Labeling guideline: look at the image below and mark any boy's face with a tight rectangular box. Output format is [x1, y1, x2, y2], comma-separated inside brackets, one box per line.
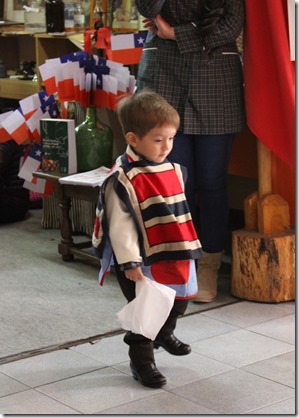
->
[126, 123, 176, 163]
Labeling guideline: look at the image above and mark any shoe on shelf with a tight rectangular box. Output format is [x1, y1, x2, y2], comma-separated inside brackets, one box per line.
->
[154, 334, 191, 356]
[130, 361, 167, 388]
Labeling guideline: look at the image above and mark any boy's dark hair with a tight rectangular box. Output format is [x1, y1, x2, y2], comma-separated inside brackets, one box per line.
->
[116, 89, 180, 138]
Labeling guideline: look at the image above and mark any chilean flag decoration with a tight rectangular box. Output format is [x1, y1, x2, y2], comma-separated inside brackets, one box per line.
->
[1, 109, 29, 145]
[243, 0, 295, 170]
[18, 142, 43, 183]
[19, 91, 55, 119]
[85, 27, 147, 65]
[18, 142, 54, 196]
[38, 53, 136, 109]
[107, 32, 147, 65]
[2, 33, 140, 196]
[0, 111, 14, 143]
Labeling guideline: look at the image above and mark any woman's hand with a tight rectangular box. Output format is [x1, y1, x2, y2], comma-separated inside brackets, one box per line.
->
[125, 266, 146, 282]
[143, 14, 175, 40]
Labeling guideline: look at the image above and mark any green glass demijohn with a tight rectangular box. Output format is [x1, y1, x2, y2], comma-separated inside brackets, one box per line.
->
[75, 107, 113, 172]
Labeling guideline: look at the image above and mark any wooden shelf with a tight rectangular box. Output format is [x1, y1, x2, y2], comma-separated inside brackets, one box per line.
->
[35, 33, 82, 80]
[0, 78, 39, 100]
[0, 28, 82, 98]
[35, 33, 82, 90]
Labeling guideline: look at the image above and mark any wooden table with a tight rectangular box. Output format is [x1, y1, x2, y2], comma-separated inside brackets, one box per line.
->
[33, 171, 100, 264]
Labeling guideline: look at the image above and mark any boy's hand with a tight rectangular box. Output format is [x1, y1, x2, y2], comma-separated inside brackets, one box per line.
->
[125, 267, 146, 282]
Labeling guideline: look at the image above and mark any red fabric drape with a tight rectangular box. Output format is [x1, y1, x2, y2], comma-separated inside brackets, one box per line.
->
[243, 0, 295, 170]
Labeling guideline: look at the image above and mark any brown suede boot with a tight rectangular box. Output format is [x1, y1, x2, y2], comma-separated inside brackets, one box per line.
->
[193, 251, 222, 303]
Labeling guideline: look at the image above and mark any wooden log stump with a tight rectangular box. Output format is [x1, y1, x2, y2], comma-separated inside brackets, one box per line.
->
[231, 229, 295, 302]
[257, 193, 290, 234]
[244, 192, 258, 231]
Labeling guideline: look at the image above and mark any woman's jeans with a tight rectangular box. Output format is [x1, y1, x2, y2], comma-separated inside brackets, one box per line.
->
[168, 132, 235, 253]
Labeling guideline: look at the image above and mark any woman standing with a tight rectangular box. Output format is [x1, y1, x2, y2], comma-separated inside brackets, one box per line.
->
[135, 0, 246, 302]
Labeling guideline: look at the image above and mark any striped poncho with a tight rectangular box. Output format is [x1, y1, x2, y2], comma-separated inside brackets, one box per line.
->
[92, 146, 202, 299]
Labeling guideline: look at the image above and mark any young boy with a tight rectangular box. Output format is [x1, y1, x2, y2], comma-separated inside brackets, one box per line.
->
[92, 90, 202, 388]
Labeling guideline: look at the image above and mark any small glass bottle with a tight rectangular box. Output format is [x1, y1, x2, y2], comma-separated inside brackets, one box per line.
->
[45, 0, 65, 33]
[64, 4, 74, 32]
[73, 1, 85, 32]
[75, 107, 113, 172]
[24, 0, 46, 33]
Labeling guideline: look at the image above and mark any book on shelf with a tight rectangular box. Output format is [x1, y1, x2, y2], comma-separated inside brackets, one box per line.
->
[58, 166, 111, 187]
[40, 118, 77, 175]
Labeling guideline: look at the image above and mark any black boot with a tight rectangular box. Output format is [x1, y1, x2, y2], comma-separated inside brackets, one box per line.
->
[154, 334, 191, 355]
[114, 265, 167, 387]
[124, 331, 167, 388]
[130, 361, 167, 388]
[154, 299, 191, 356]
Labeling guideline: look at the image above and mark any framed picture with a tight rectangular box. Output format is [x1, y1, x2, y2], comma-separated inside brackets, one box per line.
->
[106, 0, 145, 32]
[13, 0, 29, 10]
[5, 0, 25, 22]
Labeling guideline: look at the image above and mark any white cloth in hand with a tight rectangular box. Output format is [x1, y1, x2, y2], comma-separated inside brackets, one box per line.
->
[117, 278, 176, 341]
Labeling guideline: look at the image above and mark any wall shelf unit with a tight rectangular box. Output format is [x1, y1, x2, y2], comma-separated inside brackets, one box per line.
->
[0, 26, 83, 99]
